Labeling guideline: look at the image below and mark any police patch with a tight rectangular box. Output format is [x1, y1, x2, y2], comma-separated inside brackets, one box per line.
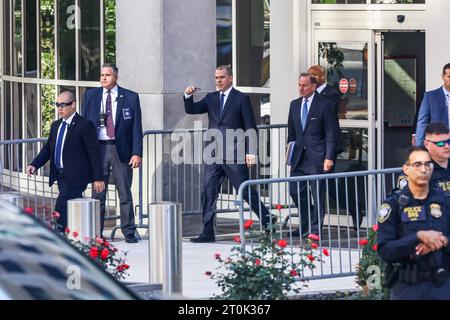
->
[378, 203, 392, 224]
[397, 175, 408, 189]
[430, 203, 442, 218]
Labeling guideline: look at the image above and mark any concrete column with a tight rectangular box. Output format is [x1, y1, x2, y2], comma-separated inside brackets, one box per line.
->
[425, 0, 450, 90]
[115, 0, 216, 235]
[116, 0, 216, 131]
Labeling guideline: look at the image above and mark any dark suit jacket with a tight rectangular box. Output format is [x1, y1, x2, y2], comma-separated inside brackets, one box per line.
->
[415, 86, 448, 146]
[318, 85, 343, 157]
[319, 85, 340, 118]
[82, 86, 143, 163]
[287, 94, 337, 173]
[184, 88, 258, 163]
[31, 113, 104, 187]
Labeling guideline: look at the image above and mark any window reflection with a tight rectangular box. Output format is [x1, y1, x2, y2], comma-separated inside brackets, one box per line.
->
[216, 0, 232, 67]
[3, 0, 11, 75]
[319, 42, 368, 120]
[58, 0, 76, 80]
[13, 0, 22, 76]
[40, 0, 55, 79]
[104, 0, 116, 64]
[25, 0, 37, 78]
[79, 0, 101, 81]
[336, 128, 368, 172]
[236, 0, 270, 88]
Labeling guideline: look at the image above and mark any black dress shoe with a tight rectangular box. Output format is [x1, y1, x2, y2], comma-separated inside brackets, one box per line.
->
[190, 234, 216, 243]
[125, 236, 138, 243]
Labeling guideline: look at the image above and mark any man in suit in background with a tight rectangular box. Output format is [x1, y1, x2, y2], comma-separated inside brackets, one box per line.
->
[415, 63, 450, 146]
[184, 65, 272, 243]
[27, 91, 105, 230]
[83, 63, 143, 243]
[288, 73, 336, 237]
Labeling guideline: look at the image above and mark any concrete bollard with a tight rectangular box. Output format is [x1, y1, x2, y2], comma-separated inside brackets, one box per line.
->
[67, 198, 100, 243]
[0, 192, 23, 207]
[149, 202, 182, 296]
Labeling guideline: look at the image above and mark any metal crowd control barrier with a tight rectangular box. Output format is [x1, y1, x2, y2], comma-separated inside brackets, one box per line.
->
[149, 202, 183, 295]
[137, 124, 289, 228]
[237, 168, 403, 281]
[67, 198, 101, 243]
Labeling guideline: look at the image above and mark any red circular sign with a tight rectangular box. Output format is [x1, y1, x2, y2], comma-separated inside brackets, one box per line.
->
[339, 79, 349, 94]
[349, 78, 357, 94]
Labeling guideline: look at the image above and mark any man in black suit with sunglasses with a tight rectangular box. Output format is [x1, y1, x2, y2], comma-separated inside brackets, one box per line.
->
[27, 91, 105, 230]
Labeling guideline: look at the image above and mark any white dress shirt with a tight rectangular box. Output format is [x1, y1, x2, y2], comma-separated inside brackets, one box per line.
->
[56, 112, 76, 168]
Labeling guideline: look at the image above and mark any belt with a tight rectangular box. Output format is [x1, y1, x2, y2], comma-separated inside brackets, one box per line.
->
[99, 140, 115, 145]
[416, 268, 450, 282]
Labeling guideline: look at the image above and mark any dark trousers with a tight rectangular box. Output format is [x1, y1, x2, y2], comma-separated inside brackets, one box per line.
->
[391, 278, 450, 300]
[289, 158, 325, 236]
[93, 143, 136, 238]
[201, 163, 270, 236]
[55, 174, 87, 231]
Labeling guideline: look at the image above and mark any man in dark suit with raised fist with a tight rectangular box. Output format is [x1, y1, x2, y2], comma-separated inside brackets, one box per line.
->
[27, 91, 105, 230]
[184, 65, 272, 243]
[287, 73, 337, 237]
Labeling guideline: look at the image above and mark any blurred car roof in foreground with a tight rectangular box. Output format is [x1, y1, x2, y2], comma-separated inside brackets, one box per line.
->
[0, 198, 138, 300]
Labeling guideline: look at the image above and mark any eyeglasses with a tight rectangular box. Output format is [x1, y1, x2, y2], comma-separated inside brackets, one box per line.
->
[425, 139, 450, 147]
[406, 161, 434, 170]
[54, 101, 75, 108]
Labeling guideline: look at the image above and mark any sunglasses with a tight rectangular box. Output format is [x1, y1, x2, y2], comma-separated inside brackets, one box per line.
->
[425, 139, 450, 147]
[54, 100, 75, 108]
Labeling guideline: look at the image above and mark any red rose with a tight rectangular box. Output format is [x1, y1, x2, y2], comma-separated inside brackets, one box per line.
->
[275, 204, 283, 210]
[278, 240, 287, 248]
[372, 244, 378, 252]
[72, 231, 78, 238]
[122, 264, 129, 270]
[96, 237, 104, 244]
[323, 248, 330, 256]
[205, 271, 212, 277]
[372, 224, 379, 232]
[359, 239, 369, 246]
[117, 266, 124, 272]
[311, 243, 318, 250]
[100, 249, 109, 260]
[290, 269, 298, 276]
[24, 207, 34, 215]
[307, 255, 315, 262]
[255, 259, 261, 266]
[104, 241, 110, 247]
[214, 252, 221, 260]
[89, 247, 98, 258]
[52, 211, 60, 219]
[233, 236, 241, 243]
[308, 234, 320, 241]
[65, 227, 70, 234]
[244, 220, 254, 229]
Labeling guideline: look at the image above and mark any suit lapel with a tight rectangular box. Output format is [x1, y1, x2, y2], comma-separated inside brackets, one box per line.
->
[95, 88, 103, 114]
[115, 86, 125, 126]
[219, 88, 236, 121]
[294, 99, 303, 136]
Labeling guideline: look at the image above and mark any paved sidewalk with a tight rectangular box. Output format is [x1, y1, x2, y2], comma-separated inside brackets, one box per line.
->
[113, 239, 360, 299]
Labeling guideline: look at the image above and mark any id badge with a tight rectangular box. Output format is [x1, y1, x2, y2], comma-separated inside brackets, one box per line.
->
[122, 108, 132, 120]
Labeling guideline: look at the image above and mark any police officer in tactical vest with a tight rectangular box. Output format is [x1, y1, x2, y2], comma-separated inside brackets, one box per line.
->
[398, 122, 450, 194]
[378, 146, 450, 300]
